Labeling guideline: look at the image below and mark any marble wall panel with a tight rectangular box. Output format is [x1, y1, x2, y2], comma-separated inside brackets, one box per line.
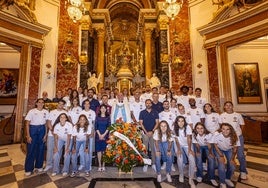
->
[207, 47, 220, 112]
[169, 1, 192, 90]
[27, 47, 41, 110]
[56, 0, 79, 93]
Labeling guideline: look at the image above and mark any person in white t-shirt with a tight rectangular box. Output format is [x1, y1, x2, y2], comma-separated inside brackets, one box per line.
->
[158, 100, 176, 171]
[170, 98, 179, 117]
[177, 103, 193, 128]
[68, 97, 82, 125]
[192, 123, 218, 187]
[186, 98, 205, 129]
[51, 113, 73, 176]
[44, 99, 68, 172]
[79, 99, 96, 172]
[130, 90, 145, 124]
[219, 101, 247, 180]
[214, 123, 240, 188]
[194, 88, 207, 109]
[70, 114, 91, 177]
[24, 98, 49, 176]
[153, 120, 174, 183]
[173, 116, 196, 187]
[204, 103, 220, 134]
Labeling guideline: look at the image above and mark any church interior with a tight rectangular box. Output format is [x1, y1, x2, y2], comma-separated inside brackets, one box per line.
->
[0, 0, 268, 187]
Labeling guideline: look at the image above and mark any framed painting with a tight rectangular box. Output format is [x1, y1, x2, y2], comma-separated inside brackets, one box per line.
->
[0, 68, 19, 105]
[233, 63, 262, 104]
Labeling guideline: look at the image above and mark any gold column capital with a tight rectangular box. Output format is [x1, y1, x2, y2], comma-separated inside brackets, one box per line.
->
[157, 15, 169, 30]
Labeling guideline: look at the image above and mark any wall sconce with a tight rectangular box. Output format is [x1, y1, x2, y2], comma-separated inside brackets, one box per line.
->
[171, 55, 184, 68]
[61, 52, 77, 71]
[59, 31, 78, 71]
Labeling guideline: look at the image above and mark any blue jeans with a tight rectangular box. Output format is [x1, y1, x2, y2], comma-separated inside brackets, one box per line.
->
[216, 149, 236, 183]
[175, 145, 195, 178]
[25, 125, 46, 172]
[237, 135, 247, 173]
[88, 137, 93, 171]
[193, 145, 215, 180]
[155, 141, 173, 174]
[52, 139, 71, 174]
[45, 135, 54, 168]
[71, 141, 90, 172]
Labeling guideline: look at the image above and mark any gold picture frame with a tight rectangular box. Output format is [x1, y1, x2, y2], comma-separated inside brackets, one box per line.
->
[233, 63, 262, 104]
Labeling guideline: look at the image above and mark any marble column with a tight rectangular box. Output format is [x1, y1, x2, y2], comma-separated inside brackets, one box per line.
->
[144, 28, 153, 84]
[207, 47, 220, 112]
[96, 28, 105, 89]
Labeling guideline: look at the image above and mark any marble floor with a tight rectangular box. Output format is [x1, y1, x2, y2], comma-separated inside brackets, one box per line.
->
[0, 143, 268, 188]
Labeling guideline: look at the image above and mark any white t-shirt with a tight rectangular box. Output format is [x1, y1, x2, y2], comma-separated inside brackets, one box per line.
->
[25, 108, 49, 125]
[176, 95, 190, 109]
[72, 126, 92, 141]
[48, 109, 68, 136]
[153, 129, 174, 142]
[177, 112, 193, 125]
[170, 107, 179, 117]
[195, 97, 207, 109]
[219, 112, 244, 136]
[68, 106, 82, 125]
[108, 98, 117, 107]
[159, 110, 176, 130]
[204, 113, 220, 134]
[192, 133, 214, 146]
[130, 100, 145, 122]
[79, 109, 96, 129]
[186, 107, 205, 126]
[174, 125, 192, 146]
[53, 121, 73, 141]
[159, 94, 166, 103]
[140, 92, 152, 102]
[213, 133, 240, 151]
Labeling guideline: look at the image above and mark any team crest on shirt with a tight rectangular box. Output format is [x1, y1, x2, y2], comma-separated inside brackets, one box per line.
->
[76, 109, 80, 114]
[140, 105, 143, 110]
[169, 114, 173, 120]
[233, 117, 237, 122]
[196, 111, 200, 115]
[64, 128, 68, 134]
[212, 117, 216, 122]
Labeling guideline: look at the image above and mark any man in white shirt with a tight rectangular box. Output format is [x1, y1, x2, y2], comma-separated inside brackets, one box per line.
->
[186, 98, 205, 128]
[130, 90, 145, 124]
[176, 85, 190, 109]
[194, 88, 207, 109]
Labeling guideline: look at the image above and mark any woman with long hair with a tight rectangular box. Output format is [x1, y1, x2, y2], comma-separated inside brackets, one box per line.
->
[70, 114, 91, 177]
[214, 123, 239, 188]
[153, 120, 174, 183]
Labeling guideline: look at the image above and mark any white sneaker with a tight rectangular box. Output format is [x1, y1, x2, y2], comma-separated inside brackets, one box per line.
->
[196, 177, 202, 183]
[171, 164, 176, 171]
[37, 168, 43, 173]
[43, 166, 52, 172]
[78, 165, 84, 171]
[25, 172, 31, 176]
[151, 164, 156, 172]
[225, 179, 234, 187]
[240, 172, 248, 180]
[157, 174, 161, 182]
[203, 162, 207, 171]
[166, 174, 172, 182]
[179, 174, 184, 183]
[161, 162, 166, 170]
[220, 183, 227, 188]
[51, 172, 57, 177]
[143, 165, 148, 172]
[62, 172, 68, 177]
[210, 179, 218, 186]
[189, 178, 196, 188]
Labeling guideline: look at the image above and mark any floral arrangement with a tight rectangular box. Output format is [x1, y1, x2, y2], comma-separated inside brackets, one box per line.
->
[103, 119, 147, 173]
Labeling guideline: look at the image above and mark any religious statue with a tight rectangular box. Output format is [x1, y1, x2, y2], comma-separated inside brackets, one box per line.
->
[146, 73, 161, 89]
[87, 72, 102, 93]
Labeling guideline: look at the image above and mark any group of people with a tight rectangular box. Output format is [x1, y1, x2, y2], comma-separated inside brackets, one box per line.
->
[24, 85, 247, 188]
